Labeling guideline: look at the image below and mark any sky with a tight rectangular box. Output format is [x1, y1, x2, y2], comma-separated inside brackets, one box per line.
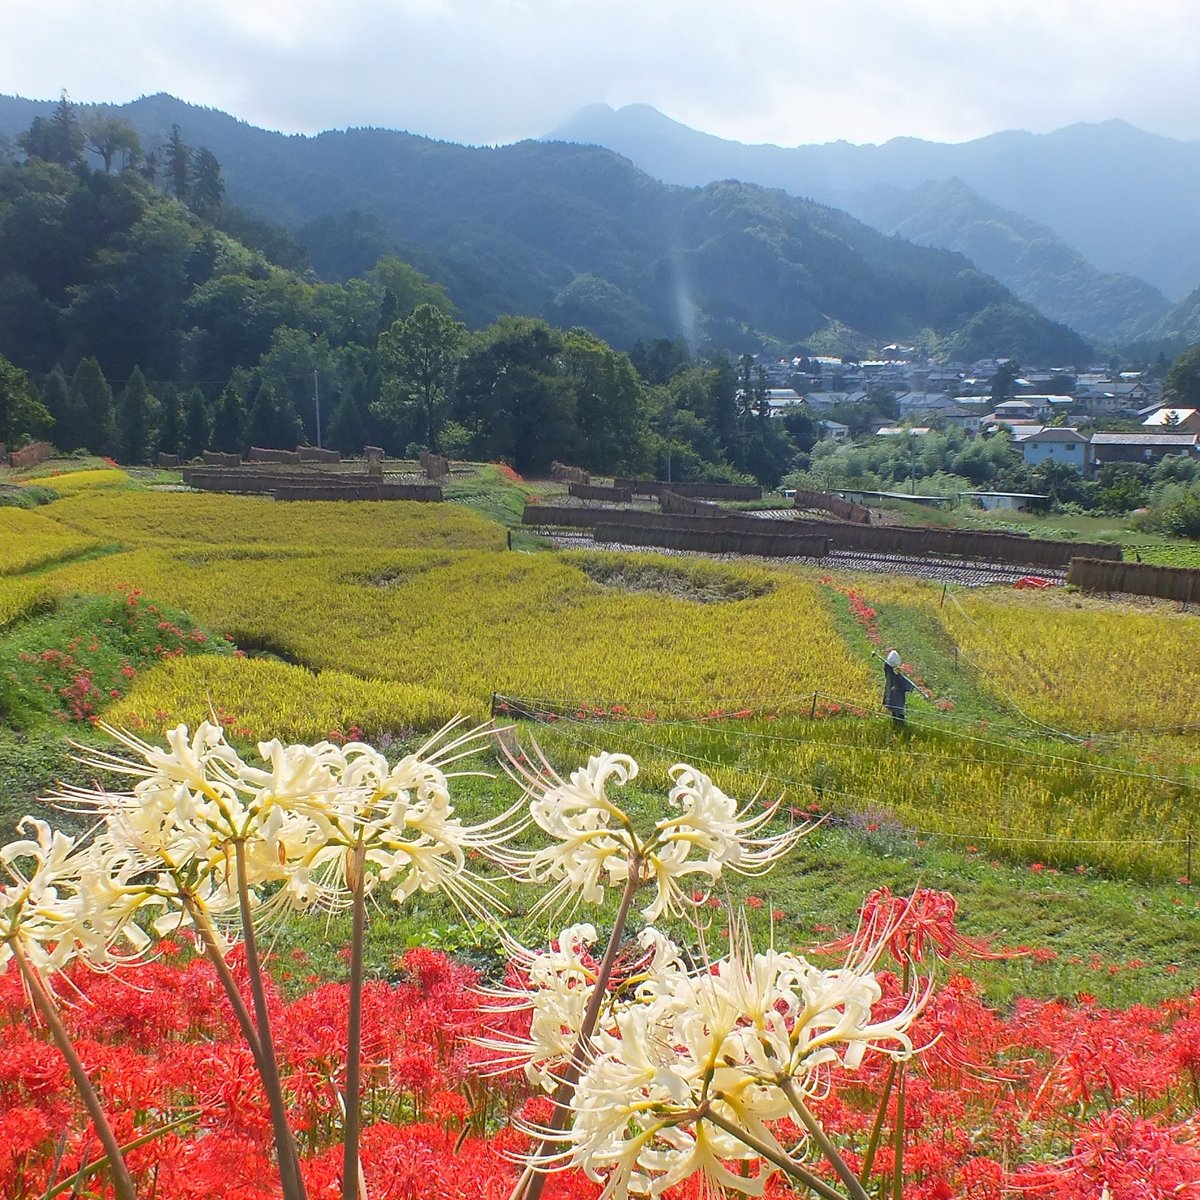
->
[1, 0, 1198, 148]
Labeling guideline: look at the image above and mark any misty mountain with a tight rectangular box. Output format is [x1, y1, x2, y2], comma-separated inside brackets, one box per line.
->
[549, 103, 1200, 305]
[1151, 286, 1200, 346]
[0, 93, 1088, 362]
[849, 178, 1171, 344]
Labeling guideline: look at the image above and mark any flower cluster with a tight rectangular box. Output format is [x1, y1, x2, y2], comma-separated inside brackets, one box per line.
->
[504, 749, 809, 922]
[41, 717, 514, 949]
[482, 920, 926, 1199]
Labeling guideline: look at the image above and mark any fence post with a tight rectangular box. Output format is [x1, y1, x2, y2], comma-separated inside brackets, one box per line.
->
[940, 583, 947, 608]
[810, 692, 818, 720]
[491, 692, 498, 721]
[1188, 833, 1193, 888]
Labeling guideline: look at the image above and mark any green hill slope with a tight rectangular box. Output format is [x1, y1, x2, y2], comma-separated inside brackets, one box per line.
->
[0, 93, 1090, 360]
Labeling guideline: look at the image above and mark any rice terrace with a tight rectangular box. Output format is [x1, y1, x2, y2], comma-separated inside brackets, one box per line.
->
[0, 451, 1198, 1199]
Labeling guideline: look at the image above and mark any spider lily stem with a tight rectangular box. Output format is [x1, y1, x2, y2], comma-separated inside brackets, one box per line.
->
[701, 1107, 848, 1200]
[180, 888, 301, 1200]
[9, 935, 138, 1200]
[891, 1064, 906, 1200]
[860, 1058, 898, 1184]
[233, 841, 308, 1200]
[343, 839, 367, 1200]
[779, 1078, 873, 1200]
[513, 853, 644, 1200]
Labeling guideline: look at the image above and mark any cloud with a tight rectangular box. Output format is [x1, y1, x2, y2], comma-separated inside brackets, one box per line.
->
[0, 0, 1197, 146]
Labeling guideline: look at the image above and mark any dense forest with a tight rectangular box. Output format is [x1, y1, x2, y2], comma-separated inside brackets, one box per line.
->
[0, 92, 1095, 363]
[0, 97, 828, 482]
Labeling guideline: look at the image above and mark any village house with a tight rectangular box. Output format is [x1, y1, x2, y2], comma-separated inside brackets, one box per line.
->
[1141, 407, 1200, 434]
[1086, 432, 1200, 475]
[894, 391, 954, 418]
[1016, 426, 1089, 470]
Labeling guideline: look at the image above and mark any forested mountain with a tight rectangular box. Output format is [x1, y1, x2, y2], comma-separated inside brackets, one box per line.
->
[549, 103, 1200, 307]
[1150, 285, 1200, 346]
[0, 125, 807, 485]
[0, 93, 1086, 362]
[847, 178, 1171, 345]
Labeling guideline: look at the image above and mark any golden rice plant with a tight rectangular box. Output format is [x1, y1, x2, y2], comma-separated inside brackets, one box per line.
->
[36, 468, 132, 494]
[0, 576, 53, 631]
[941, 589, 1200, 734]
[43, 547, 873, 717]
[106, 655, 480, 743]
[0, 508, 103, 575]
[45, 490, 504, 552]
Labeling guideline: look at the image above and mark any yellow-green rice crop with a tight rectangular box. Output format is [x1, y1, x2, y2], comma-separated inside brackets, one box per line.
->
[106, 656, 480, 743]
[44, 546, 873, 716]
[46, 491, 505, 552]
[942, 589, 1200, 735]
[36, 468, 132, 494]
[0, 508, 103, 575]
[0, 577, 53, 630]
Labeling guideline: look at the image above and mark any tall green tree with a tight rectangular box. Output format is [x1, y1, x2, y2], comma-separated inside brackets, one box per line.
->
[453, 317, 574, 473]
[990, 360, 1020, 404]
[0, 354, 52, 445]
[190, 147, 224, 216]
[211, 380, 246, 456]
[252, 327, 335, 447]
[163, 125, 191, 201]
[183, 387, 211, 459]
[156, 383, 183, 458]
[40, 366, 71, 444]
[561, 329, 650, 474]
[116, 366, 156, 464]
[1164, 345, 1200, 408]
[68, 357, 115, 455]
[376, 303, 467, 452]
[18, 91, 84, 166]
[325, 389, 370, 455]
[366, 258, 455, 321]
[245, 382, 302, 451]
[84, 110, 141, 173]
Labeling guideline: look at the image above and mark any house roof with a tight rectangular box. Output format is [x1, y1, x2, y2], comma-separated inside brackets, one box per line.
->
[896, 392, 952, 405]
[1142, 408, 1198, 426]
[966, 491, 1051, 500]
[1021, 427, 1088, 443]
[1089, 432, 1199, 447]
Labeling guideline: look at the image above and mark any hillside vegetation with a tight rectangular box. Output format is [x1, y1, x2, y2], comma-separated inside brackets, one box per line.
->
[0, 91, 1089, 362]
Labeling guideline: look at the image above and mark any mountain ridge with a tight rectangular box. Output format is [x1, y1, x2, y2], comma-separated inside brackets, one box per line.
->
[0, 92, 1089, 362]
[548, 103, 1200, 307]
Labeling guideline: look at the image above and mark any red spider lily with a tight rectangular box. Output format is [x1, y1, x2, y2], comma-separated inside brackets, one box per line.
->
[1016, 1109, 1200, 1199]
[816, 886, 1025, 966]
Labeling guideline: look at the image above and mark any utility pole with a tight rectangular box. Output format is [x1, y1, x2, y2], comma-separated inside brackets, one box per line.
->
[313, 369, 322, 449]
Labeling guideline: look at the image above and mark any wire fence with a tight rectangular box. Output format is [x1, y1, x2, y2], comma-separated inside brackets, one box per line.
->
[490, 690, 1197, 885]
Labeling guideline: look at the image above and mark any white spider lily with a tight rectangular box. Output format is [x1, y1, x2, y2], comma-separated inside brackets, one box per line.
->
[513, 924, 925, 1198]
[0, 818, 90, 975]
[503, 747, 811, 921]
[50, 717, 520, 937]
[477, 925, 693, 1090]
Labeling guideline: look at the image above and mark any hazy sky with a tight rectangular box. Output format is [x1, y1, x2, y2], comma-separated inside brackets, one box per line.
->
[2, 0, 1197, 147]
